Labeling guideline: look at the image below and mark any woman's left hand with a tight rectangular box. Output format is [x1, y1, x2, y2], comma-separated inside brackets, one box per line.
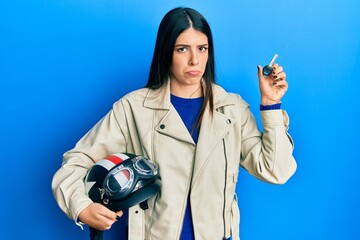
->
[257, 63, 288, 106]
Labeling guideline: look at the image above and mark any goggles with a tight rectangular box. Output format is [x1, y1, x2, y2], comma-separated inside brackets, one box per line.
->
[85, 153, 161, 212]
[101, 155, 159, 203]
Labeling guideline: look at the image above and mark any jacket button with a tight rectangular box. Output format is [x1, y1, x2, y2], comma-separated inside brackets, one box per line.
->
[226, 119, 231, 124]
[160, 124, 165, 129]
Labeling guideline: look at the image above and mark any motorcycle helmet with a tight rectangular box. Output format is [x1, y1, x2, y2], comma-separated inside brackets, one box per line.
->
[85, 153, 161, 211]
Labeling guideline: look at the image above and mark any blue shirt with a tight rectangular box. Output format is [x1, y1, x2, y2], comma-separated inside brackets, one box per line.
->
[171, 94, 203, 240]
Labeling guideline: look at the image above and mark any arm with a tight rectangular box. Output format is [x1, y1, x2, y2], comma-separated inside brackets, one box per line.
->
[239, 64, 296, 183]
[240, 106, 296, 184]
[51, 101, 128, 228]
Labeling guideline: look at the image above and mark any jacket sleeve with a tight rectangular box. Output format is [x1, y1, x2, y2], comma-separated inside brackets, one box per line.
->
[51, 101, 128, 220]
[240, 106, 297, 184]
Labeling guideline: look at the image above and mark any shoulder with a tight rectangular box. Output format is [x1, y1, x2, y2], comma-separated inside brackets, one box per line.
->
[110, 88, 150, 112]
[122, 88, 150, 102]
[116, 87, 149, 103]
[212, 84, 249, 110]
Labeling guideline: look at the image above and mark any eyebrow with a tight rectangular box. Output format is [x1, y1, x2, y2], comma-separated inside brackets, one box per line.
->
[174, 43, 209, 47]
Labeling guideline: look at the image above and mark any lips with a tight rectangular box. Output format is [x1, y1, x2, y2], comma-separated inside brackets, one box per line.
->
[186, 70, 201, 76]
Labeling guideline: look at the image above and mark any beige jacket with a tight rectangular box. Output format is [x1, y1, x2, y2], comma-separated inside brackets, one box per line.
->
[52, 81, 296, 240]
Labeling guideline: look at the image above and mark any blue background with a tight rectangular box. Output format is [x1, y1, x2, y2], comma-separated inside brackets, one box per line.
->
[1, 0, 359, 239]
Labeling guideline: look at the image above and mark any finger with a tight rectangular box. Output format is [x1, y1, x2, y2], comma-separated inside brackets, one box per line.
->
[98, 207, 118, 221]
[272, 63, 279, 68]
[272, 65, 283, 75]
[274, 80, 288, 91]
[98, 212, 117, 230]
[257, 65, 264, 79]
[115, 211, 123, 221]
[271, 72, 286, 81]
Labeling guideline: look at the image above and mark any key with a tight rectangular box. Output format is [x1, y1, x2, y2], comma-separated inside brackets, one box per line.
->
[262, 54, 278, 77]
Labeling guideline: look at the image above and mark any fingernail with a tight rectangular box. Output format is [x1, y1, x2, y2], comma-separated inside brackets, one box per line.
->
[257, 65, 260, 71]
[273, 76, 278, 79]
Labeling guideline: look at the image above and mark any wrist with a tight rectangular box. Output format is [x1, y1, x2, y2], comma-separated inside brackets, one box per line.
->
[260, 97, 280, 106]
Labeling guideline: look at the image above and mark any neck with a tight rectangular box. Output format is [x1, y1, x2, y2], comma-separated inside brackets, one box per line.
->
[170, 81, 203, 99]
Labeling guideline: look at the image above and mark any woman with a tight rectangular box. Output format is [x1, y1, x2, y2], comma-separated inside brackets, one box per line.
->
[52, 7, 297, 240]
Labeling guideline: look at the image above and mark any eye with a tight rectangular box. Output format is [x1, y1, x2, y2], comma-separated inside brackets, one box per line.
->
[176, 47, 187, 53]
[199, 46, 208, 52]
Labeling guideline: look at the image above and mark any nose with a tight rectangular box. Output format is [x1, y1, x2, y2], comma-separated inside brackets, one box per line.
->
[189, 51, 199, 66]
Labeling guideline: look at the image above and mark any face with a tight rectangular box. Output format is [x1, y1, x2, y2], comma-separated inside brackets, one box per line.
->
[170, 28, 209, 90]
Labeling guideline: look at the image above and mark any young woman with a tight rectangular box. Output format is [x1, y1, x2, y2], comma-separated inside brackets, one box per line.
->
[52, 7, 297, 240]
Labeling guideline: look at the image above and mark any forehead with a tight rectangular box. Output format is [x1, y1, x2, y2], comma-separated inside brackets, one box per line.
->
[175, 28, 208, 45]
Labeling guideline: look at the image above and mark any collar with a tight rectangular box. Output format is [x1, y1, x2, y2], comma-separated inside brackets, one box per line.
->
[143, 80, 236, 110]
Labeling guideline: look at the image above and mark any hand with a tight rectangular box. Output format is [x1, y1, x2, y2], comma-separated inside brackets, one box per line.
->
[78, 203, 123, 230]
[257, 63, 288, 105]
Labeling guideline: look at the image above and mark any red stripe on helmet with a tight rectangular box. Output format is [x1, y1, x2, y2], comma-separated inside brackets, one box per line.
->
[105, 155, 125, 165]
[105, 154, 130, 179]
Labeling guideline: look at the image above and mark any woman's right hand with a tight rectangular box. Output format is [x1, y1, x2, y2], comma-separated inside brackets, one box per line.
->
[78, 203, 123, 230]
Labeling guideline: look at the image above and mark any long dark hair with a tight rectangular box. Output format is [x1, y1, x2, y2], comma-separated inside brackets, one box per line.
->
[146, 7, 216, 124]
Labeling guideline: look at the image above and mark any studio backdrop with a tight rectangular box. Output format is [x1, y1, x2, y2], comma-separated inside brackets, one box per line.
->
[1, 0, 359, 239]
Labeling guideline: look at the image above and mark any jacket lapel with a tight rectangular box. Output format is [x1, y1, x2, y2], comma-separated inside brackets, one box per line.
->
[155, 107, 195, 145]
[192, 86, 237, 185]
[144, 81, 194, 145]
